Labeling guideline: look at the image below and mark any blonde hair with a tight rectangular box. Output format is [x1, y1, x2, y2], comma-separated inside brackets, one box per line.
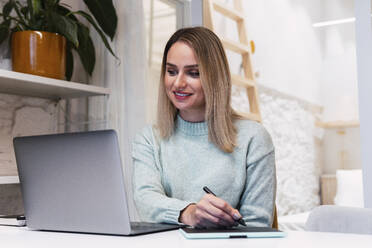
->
[156, 27, 241, 153]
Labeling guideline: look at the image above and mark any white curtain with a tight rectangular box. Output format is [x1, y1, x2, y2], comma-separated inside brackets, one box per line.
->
[87, 0, 147, 220]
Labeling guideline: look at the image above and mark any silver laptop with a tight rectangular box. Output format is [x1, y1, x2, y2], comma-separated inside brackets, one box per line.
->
[13, 130, 181, 235]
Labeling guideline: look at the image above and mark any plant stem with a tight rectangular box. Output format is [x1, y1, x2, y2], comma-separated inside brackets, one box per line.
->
[0, 15, 30, 29]
[13, 2, 27, 26]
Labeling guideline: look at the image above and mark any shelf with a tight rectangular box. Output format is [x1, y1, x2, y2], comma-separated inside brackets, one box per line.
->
[0, 176, 19, 184]
[315, 120, 360, 128]
[0, 69, 110, 100]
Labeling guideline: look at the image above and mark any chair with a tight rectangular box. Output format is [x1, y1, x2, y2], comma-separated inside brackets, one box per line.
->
[272, 206, 278, 229]
[305, 205, 372, 235]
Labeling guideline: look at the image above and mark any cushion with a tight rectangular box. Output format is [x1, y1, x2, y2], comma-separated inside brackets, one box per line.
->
[334, 169, 364, 207]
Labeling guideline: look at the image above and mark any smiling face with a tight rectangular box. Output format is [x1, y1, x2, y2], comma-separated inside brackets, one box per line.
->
[164, 41, 206, 122]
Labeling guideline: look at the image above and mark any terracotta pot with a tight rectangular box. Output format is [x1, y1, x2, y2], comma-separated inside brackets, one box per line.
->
[11, 31, 66, 80]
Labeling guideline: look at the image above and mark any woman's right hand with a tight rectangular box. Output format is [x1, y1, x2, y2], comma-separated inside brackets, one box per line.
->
[179, 194, 242, 228]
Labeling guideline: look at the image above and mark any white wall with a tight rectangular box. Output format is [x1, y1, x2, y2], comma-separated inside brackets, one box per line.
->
[227, 0, 361, 173]
[219, 0, 359, 123]
[239, 0, 323, 106]
[319, 0, 359, 122]
[315, 1, 361, 179]
[355, 0, 372, 209]
[143, 0, 177, 124]
[0, 1, 63, 177]
[0, 95, 60, 176]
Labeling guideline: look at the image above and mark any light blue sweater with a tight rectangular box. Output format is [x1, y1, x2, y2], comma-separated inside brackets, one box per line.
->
[132, 116, 276, 227]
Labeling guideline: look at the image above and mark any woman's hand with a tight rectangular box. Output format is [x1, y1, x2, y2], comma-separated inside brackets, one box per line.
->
[179, 194, 242, 228]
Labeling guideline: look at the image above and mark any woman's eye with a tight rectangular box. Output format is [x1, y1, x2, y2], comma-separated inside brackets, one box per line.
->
[167, 69, 177, 76]
[188, 71, 200, 78]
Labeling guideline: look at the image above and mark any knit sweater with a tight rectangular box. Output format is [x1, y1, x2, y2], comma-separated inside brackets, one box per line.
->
[132, 115, 276, 227]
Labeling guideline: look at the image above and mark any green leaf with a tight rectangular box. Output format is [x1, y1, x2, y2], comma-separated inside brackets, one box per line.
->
[13, 1, 29, 29]
[73, 10, 116, 58]
[65, 42, 73, 81]
[75, 23, 95, 75]
[50, 12, 78, 47]
[28, 0, 42, 19]
[3, 1, 14, 18]
[44, 0, 58, 8]
[56, 5, 77, 22]
[20, 6, 29, 20]
[30, 15, 44, 30]
[83, 0, 117, 40]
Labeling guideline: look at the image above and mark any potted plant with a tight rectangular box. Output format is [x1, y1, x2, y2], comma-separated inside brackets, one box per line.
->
[0, 0, 117, 80]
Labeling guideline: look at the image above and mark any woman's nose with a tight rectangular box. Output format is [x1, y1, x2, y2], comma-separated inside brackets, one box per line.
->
[174, 73, 187, 89]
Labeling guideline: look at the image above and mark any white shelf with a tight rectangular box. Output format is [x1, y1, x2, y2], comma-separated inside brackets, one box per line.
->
[0, 69, 110, 100]
[0, 176, 19, 184]
[315, 120, 360, 128]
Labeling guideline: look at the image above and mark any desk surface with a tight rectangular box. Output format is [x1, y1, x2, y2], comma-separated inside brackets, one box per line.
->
[1, 226, 371, 248]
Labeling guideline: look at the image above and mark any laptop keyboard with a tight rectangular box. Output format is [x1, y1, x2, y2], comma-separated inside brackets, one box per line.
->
[130, 222, 180, 233]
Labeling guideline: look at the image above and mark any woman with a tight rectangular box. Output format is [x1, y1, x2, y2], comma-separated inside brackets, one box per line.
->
[132, 27, 276, 228]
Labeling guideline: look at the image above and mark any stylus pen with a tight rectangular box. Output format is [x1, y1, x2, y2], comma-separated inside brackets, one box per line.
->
[202, 186, 247, 226]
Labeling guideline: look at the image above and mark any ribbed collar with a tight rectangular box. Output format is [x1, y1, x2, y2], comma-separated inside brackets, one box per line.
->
[176, 115, 208, 136]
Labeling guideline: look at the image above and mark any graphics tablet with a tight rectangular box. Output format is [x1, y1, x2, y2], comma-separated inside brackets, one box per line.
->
[180, 226, 286, 239]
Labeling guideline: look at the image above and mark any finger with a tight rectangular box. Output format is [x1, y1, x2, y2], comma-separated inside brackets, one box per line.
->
[206, 194, 232, 211]
[198, 198, 236, 226]
[194, 209, 219, 228]
[195, 210, 231, 228]
[207, 195, 240, 221]
[201, 204, 236, 225]
[232, 210, 243, 222]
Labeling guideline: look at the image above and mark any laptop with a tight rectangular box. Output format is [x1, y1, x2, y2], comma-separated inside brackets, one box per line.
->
[13, 130, 181, 235]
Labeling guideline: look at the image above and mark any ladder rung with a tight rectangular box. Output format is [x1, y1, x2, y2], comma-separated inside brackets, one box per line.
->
[222, 38, 250, 54]
[235, 111, 261, 122]
[213, 1, 244, 21]
[231, 74, 255, 88]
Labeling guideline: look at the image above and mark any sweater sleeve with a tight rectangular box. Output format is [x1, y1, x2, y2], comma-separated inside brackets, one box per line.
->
[132, 127, 194, 224]
[238, 124, 276, 227]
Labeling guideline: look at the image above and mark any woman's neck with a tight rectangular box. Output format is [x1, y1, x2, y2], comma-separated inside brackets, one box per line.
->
[179, 110, 205, 122]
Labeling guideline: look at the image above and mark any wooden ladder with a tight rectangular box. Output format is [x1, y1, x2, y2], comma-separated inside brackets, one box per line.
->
[203, 0, 262, 122]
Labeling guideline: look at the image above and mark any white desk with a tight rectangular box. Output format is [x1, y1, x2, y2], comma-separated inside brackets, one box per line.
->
[1, 226, 371, 248]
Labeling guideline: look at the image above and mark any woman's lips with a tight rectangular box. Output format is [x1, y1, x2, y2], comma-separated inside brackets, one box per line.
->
[174, 91, 192, 100]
